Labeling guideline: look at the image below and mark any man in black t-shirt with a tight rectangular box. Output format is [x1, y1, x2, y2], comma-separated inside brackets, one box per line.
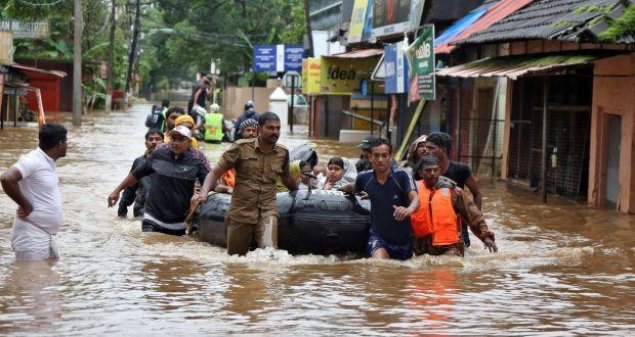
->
[424, 132, 483, 247]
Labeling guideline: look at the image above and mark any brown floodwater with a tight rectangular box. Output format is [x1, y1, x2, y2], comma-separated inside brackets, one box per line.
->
[0, 104, 633, 335]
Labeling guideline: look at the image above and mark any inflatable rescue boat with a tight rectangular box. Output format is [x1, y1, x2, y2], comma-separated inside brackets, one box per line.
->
[191, 189, 371, 255]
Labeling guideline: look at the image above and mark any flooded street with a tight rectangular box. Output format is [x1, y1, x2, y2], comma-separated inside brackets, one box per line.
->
[0, 103, 634, 336]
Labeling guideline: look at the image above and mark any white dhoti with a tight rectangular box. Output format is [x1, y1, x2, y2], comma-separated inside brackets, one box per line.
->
[11, 218, 59, 261]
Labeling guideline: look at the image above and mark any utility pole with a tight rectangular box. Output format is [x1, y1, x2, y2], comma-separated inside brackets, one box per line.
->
[125, 0, 141, 110]
[303, 0, 314, 57]
[72, 0, 83, 126]
[105, 0, 116, 114]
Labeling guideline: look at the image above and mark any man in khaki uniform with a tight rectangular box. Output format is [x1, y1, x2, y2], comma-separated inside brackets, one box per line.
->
[198, 112, 298, 255]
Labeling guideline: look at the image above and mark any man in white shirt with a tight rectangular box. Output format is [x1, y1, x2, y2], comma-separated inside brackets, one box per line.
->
[1, 124, 68, 260]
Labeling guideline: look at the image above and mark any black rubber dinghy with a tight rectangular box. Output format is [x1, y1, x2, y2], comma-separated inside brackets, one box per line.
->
[192, 190, 371, 255]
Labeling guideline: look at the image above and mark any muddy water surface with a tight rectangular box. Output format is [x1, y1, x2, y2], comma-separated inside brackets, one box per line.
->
[0, 104, 633, 336]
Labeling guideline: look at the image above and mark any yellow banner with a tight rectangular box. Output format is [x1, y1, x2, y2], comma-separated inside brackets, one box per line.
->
[319, 56, 381, 95]
[302, 58, 321, 95]
[348, 0, 369, 44]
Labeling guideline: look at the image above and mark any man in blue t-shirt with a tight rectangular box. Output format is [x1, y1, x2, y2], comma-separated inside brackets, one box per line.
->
[341, 138, 419, 260]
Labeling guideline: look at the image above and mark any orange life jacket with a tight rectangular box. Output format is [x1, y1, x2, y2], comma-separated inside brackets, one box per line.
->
[411, 180, 461, 246]
[222, 169, 236, 188]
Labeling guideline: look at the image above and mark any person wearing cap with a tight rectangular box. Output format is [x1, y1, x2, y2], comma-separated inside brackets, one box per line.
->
[355, 136, 377, 172]
[170, 115, 200, 149]
[234, 100, 259, 141]
[108, 125, 209, 236]
[423, 132, 483, 248]
[158, 111, 211, 171]
[213, 119, 259, 194]
[197, 112, 299, 255]
[405, 134, 428, 180]
[238, 118, 259, 140]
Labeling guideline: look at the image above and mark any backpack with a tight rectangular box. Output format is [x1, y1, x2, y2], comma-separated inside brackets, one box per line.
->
[145, 105, 165, 129]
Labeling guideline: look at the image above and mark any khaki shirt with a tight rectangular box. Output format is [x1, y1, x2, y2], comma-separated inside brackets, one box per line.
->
[218, 138, 290, 223]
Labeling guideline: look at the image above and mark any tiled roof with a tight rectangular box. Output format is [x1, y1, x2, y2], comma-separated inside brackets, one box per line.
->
[437, 0, 534, 54]
[461, 0, 632, 44]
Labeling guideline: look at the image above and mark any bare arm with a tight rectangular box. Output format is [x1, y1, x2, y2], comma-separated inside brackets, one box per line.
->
[453, 188, 497, 252]
[214, 183, 233, 194]
[108, 173, 139, 207]
[393, 190, 420, 221]
[192, 88, 203, 108]
[280, 172, 299, 191]
[338, 182, 356, 194]
[0, 166, 32, 217]
[199, 165, 227, 201]
[464, 175, 482, 209]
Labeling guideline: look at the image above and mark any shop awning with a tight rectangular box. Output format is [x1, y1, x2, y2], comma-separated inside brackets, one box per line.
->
[436, 54, 600, 80]
[326, 48, 383, 59]
[9, 63, 67, 78]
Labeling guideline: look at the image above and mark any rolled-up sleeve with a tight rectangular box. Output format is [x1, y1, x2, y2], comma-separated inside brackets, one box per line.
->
[217, 143, 240, 171]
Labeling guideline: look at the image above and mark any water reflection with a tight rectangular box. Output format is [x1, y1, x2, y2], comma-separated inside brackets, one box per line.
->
[0, 261, 62, 334]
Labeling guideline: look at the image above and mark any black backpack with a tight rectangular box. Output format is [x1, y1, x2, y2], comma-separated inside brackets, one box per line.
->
[145, 106, 165, 129]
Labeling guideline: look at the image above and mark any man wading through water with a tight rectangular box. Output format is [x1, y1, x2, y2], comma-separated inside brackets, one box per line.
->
[340, 138, 419, 260]
[1, 124, 68, 260]
[117, 128, 163, 218]
[411, 155, 497, 256]
[108, 126, 209, 236]
[423, 132, 483, 247]
[197, 112, 299, 256]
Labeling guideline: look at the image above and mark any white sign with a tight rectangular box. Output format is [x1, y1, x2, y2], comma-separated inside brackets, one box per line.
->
[0, 20, 49, 39]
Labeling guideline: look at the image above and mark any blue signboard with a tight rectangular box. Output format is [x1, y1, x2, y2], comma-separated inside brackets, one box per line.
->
[284, 44, 304, 71]
[253, 45, 277, 72]
[254, 44, 305, 73]
[384, 43, 408, 94]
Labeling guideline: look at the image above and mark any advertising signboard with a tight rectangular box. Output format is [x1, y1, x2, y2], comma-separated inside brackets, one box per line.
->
[408, 25, 435, 100]
[371, 0, 425, 39]
[384, 42, 408, 94]
[348, 0, 370, 44]
[319, 56, 380, 95]
[302, 58, 321, 95]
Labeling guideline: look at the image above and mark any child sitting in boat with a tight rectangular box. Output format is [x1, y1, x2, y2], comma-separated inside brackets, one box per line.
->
[322, 157, 349, 191]
[298, 160, 318, 190]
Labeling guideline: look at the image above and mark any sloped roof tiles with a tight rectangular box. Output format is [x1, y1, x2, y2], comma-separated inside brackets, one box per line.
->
[461, 0, 631, 44]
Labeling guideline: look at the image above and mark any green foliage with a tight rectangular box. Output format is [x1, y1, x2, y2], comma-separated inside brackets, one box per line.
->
[573, 4, 615, 15]
[552, 21, 577, 28]
[140, 0, 307, 90]
[599, 4, 635, 42]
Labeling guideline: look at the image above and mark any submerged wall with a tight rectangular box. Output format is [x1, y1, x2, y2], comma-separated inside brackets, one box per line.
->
[589, 53, 635, 213]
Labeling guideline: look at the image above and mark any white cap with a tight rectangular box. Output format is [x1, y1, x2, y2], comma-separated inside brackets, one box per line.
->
[170, 125, 192, 139]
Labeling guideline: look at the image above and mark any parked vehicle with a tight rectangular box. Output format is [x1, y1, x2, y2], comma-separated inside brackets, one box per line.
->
[287, 94, 309, 124]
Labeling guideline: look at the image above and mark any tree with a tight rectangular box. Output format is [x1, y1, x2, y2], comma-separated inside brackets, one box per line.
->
[139, 0, 307, 91]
